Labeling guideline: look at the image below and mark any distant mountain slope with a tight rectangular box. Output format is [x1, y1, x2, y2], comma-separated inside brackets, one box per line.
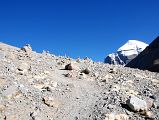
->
[104, 40, 148, 65]
[126, 36, 159, 72]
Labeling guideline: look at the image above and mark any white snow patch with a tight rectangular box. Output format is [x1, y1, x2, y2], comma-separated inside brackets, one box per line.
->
[117, 40, 148, 56]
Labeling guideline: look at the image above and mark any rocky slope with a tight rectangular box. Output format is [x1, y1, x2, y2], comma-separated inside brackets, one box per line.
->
[104, 40, 148, 65]
[126, 36, 159, 72]
[0, 42, 159, 120]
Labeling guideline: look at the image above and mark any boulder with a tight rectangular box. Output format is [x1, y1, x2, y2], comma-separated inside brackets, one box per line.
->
[81, 68, 90, 74]
[65, 63, 74, 70]
[21, 44, 32, 53]
[65, 63, 79, 70]
[126, 96, 147, 112]
[17, 63, 29, 71]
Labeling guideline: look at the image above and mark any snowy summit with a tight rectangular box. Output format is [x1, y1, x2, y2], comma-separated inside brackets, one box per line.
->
[104, 40, 148, 65]
[117, 40, 148, 56]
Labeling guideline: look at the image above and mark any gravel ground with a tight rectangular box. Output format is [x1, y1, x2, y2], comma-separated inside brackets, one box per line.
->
[0, 42, 159, 120]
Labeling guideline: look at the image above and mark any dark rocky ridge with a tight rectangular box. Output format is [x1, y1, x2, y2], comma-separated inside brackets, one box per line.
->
[126, 36, 159, 72]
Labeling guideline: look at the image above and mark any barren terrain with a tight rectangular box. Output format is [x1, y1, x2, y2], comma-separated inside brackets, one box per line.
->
[0, 43, 159, 120]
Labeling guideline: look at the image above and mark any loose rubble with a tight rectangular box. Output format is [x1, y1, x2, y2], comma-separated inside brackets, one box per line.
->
[0, 42, 159, 120]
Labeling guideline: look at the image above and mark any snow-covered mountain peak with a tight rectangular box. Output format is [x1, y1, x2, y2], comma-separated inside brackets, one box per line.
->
[118, 40, 148, 52]
[105, 40, 148, 65]
[117, 40, 148, 56]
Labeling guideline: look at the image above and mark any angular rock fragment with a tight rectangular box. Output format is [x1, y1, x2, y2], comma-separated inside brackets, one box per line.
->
[65, 63, 74, 70]
[146, 98, 154, 109]
[65, 63, 79, 71]
[78, 73, 86, 79]
[0, 105, 5, 112]
[64, 73, 72, 78]
[43, 97, 60, 108]
[145, 111, 155, 119]
[81, 68, 90, 74]
[21, 44, 32, 53]
[105, 113, 129, 120]
[109, 68, 116, 73]
[126, 96, 147, 112]
[0, 51, 6, 60]
[17, 63, 29, 71]
[17, 62, 30, 75]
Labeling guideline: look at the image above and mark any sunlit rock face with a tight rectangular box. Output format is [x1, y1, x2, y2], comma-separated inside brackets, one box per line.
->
[104, 40, 148, 65]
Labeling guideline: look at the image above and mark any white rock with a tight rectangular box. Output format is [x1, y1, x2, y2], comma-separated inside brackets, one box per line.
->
[43, 97, 60, 108]
[105, 113, 129, 120]
[126, 96, 147, 112]
[2, 85, 21, 99]
[21, 44, 32, 53]
[65, 63, 79, 70]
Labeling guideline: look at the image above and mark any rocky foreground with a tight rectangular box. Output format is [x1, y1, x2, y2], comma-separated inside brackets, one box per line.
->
[0, 42, 159, 120]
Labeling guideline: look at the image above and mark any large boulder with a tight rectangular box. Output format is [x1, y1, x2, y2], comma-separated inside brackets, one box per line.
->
[126, 96, 147, 112]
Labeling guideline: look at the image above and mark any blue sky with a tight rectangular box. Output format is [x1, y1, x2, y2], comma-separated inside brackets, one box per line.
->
[0, 0, 159, 61]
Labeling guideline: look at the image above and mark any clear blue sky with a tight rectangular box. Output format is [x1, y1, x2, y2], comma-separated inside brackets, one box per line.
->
[0, 0, 159, 61]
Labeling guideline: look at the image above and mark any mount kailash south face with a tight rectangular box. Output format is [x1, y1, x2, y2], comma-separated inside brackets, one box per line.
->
[104, 40, 148, 65]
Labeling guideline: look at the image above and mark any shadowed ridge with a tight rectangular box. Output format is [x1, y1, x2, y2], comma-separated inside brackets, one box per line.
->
[126, 36, 159, 72]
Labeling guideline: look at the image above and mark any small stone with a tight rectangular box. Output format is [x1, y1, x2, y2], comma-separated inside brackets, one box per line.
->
[6, 115, 17, 120]
[149, 95, 156, 100]
[65, 62, 79, 70]
[65, 63, 73, 70]
[0, 105, 5, 112]
[64, 73, 72, 78]
[0, 115, 6, 120]
[115, 114, 129, 120]
[43, 97, 60, 108]
[104, 74, 113, 79]
[43, 71, 50, 75]
[30, 111, 41, 120]
[52, 82, 58, 88]
[21, 44, 32, 53]
[76, 58, 81, 63]
[146, 98, 154, 109]
[81, 68, 90, 74]
[0, 78, 6, 87]
[17, 63, 29, 71]
[105, 113, 129, 120]
[0, 52, 6, 60]
[105, 113, 115, 120]
[145, 111, 155, 119]
[109, 68, 116, 73]
[33, 83, 45, 90]
[42, 86, 54, 92]
[107, 104, 115, 110]
[126, 96, 147, 112]
[78, 73, 86, 79]
[152, 102, 159, 109]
